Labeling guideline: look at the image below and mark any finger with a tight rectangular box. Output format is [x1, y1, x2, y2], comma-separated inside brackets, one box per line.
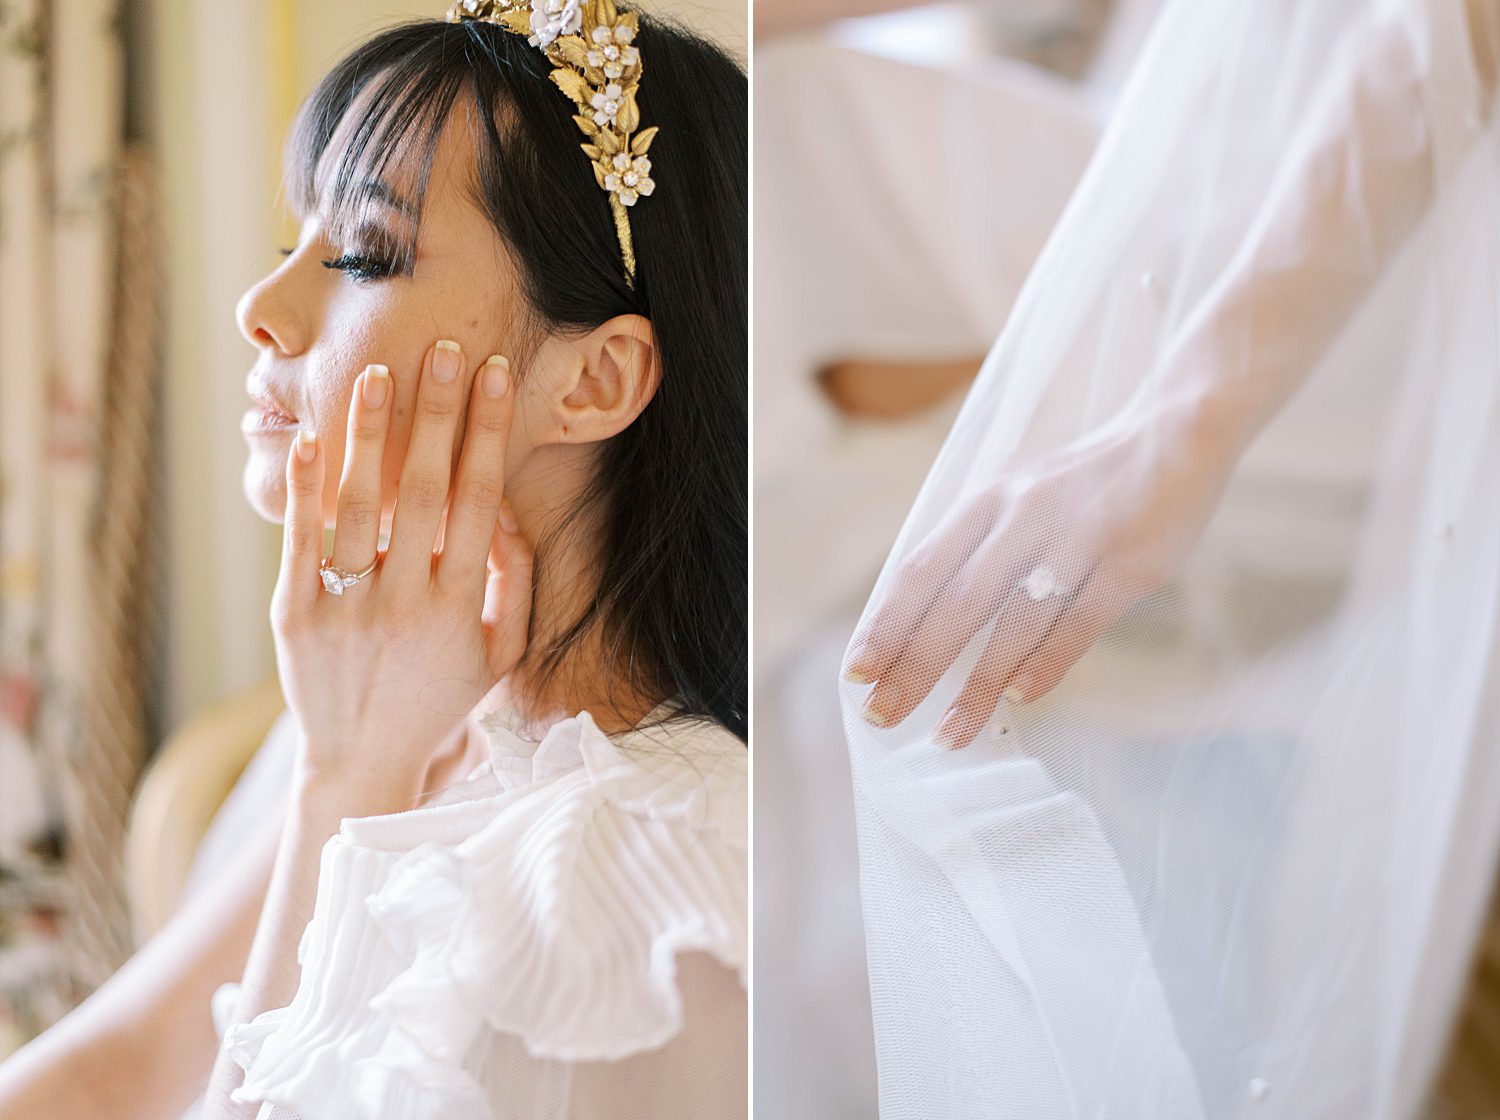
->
[275, 427, 325, 616]
[1004, 571, 1123, 704]
[483, 502, 533, 674]
[437, 354, 514, 600]
[861, 542, 1037, 728]
[924, 557, 1092, 749]
[860, 564, 1007, 729]
[384, 340, 468, 594]
[481, 499, 516, 584]
[842, 543, 958, 686]
[328, 364, 393, 591]
[844, 490, 1005, 684]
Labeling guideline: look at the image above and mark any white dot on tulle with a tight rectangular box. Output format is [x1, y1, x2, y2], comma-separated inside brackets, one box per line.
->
[1023, 566, 1059, 600]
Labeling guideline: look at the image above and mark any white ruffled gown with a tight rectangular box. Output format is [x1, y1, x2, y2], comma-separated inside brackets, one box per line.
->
[177, 704, 747, 1120]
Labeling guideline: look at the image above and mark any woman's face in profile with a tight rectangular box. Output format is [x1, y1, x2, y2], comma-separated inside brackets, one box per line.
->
[236, 97, 538, 527]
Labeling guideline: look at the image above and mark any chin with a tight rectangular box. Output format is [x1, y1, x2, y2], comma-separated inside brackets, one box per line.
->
[243, 457, 288, 524]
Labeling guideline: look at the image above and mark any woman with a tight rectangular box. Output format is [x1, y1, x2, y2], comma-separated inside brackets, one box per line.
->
[0, 4, 746, 1118]
[839, 0, 1497, 1114]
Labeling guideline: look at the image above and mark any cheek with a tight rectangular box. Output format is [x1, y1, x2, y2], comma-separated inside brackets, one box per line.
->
[306, 314, 397, 435]
[303, 298, 426, 508]
[292, 277, 522, 514]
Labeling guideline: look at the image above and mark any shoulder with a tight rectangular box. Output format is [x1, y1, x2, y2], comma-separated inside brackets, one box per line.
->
[366, 708, 748, 1061]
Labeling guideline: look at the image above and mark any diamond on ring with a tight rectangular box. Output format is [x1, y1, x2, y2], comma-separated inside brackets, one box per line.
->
[319, 556, 378, 595]
[1022, 565, 1062, 601]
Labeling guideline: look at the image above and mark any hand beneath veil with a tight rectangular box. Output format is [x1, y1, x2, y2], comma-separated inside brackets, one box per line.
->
[271, 341, 533, 795]
[843, 401, 1239, 749]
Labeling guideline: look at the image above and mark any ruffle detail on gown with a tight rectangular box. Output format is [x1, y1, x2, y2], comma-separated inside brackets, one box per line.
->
[222, 709, 746, 1120]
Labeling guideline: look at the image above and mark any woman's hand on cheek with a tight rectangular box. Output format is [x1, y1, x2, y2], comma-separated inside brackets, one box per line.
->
[269, 340, 532, 800]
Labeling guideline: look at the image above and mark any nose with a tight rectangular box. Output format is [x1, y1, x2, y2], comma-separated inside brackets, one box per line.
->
[236, 256, 312, 356]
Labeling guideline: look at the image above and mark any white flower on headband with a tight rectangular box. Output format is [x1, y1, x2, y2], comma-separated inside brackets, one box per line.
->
[527, 0, 583, 47]
[585, 23, 639, 79]
[603, 152, 654, 206]
[446, 0, 657, 286]
[590, 81, 625, 126]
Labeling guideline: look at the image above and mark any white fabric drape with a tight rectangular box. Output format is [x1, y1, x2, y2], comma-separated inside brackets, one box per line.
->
[839, 0, 1500, 1115]
[753, 5, 1176, 1114]
[753, 3, 1166, 1113]
[752, 26, 1104, 1117]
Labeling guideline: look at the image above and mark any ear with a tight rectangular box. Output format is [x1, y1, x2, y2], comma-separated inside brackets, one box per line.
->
[536, 314, 660, 445]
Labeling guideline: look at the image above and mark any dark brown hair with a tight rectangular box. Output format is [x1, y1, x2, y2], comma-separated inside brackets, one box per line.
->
[286, 15, 746, 739]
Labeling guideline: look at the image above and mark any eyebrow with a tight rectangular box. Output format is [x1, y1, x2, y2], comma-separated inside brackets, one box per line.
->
[306, 173, 417, 221]
[361, 177, 419, 219]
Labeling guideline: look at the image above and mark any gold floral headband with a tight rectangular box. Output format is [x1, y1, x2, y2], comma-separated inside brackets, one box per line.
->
[447, 0, 657, 288]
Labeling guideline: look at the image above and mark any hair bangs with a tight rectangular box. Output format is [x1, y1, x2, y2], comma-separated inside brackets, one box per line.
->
[284, 31, 477, 272]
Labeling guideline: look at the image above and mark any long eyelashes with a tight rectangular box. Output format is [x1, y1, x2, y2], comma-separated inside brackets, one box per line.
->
[319, 251, 399, 283]
[275, 232, 406, 284]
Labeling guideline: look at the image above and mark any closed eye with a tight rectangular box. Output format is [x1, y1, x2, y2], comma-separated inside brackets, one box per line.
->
[321, 251, 398, 283]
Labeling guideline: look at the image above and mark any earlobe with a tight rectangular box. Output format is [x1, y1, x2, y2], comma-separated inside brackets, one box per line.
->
[552, 313, 660, 444]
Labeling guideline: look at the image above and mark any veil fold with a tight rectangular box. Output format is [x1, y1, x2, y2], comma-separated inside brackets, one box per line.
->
[838, 0, 1500, 1115]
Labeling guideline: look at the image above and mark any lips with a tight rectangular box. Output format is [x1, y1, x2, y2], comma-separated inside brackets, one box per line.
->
[246, 382, 298, 424]
[255, 400, 299, 425]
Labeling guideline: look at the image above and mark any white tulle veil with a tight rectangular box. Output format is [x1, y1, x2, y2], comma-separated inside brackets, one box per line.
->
[838, 0, 1499, 1115]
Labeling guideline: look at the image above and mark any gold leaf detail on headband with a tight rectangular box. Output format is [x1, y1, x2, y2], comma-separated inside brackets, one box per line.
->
[446, 0, 653, 287]
[498, 8, 532, 34]
[550, 68, 590, 106]
[630, 125, 657, 155]
[552, 34, 590, 68]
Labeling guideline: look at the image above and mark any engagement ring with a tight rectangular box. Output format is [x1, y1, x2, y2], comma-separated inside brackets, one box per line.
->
[1021, 565, 1065, 601]
[320, 556, 378, 595]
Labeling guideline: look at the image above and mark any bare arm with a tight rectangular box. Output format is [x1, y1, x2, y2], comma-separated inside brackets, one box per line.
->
[1132, 3, 1494, 457]
[202, 757, 422, 1119]
[848, 3, 1499, 737]
[0, 809, 282, 1120]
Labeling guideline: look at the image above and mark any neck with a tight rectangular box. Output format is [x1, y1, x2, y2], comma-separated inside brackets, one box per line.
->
[503, 444, 668, 734]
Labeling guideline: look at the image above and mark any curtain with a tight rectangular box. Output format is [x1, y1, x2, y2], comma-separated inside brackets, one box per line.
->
[0, 0, 163, 1055]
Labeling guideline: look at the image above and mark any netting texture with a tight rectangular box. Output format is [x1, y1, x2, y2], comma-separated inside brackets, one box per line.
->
[838, 1, 1500, 1115]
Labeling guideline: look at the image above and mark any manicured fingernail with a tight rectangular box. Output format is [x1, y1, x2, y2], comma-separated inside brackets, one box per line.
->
[482, 355, 510, 398]
[361, 364, 389, 408]
[295, 427, 317, 463]
[862, 703, 890, 728]
[1002, 677, 1029, 705]
[498, 504, 518, 533]
[433, 340, 461, 383]
[842, 642, 872, 683]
